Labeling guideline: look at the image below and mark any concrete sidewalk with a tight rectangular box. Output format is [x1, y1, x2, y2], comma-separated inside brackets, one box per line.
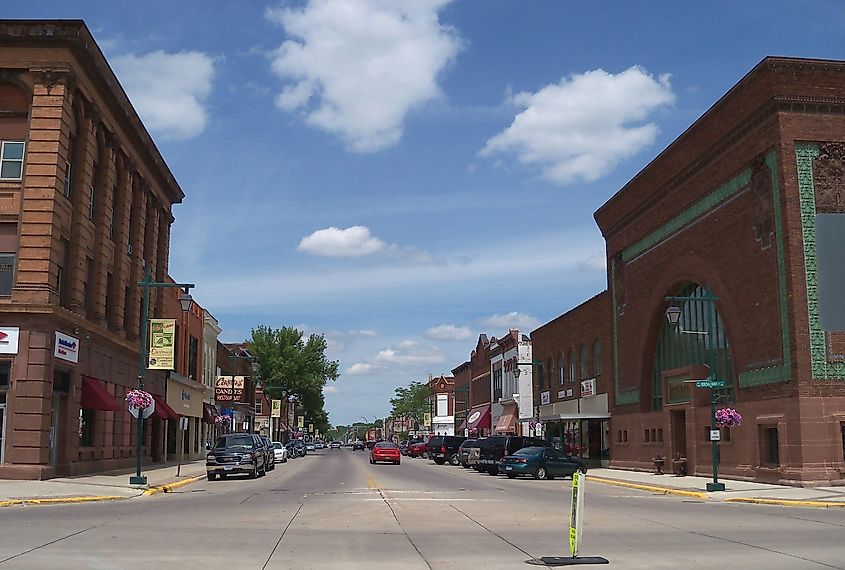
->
[0, 459, 207, 506]
[589, 467, 845, 507]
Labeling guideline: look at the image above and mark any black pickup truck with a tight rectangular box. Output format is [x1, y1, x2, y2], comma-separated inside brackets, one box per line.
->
[476, 435, 547, 475]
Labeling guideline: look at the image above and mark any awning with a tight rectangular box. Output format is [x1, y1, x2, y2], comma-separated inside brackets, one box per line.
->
[202, 403, 220, 424]
[465, 404, 491, 431]
[494, 402, 518, 433]
[151, 394, 179, 420]
[80, 376, 120, 412]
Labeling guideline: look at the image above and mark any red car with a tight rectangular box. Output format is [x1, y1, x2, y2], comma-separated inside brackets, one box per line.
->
[406, 441, 429, 458]
[370, 442, 401, 465]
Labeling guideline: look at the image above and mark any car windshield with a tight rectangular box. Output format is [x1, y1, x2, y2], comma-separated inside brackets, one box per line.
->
[513, 447, 543, 457]
[216, 435, 253, 449]
[375, 442, 398, 449]
[273, 442, 283, 449]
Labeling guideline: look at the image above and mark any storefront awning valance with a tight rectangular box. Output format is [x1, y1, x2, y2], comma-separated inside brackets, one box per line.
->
[80, 376, 120, 412]
[494, 402, 518, 433]
[202, 403, 220, 424]
[553, 413, 611, 421]
[151, 394, 179, 420]
[465, 404, 491, 431]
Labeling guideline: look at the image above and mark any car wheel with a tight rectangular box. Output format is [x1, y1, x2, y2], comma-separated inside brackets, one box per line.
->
[449, 455, 460, 466]
[395, 460, 400, 465]
[369, 457, 374, 464]
[507, 474, 516, 479]
[535, 467, 547, 480]
[219, 474, 227, 480]
[487, 467, 498, 476]
[422, 451, 429, 459]
[207, 472, 216, 481]
[434, 458, 445, 465]
[249, 466, 258, 479]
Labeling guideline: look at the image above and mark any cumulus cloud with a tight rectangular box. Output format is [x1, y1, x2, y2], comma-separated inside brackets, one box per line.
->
[323, 385, 339, 394]
[298, 226, 387, 257]
[374, 340, 445, 366]
[481, 66, 674, 185]
[265, 0, 462, 152]
[425, 324, 472, 342]
[345, 362, 381, 375]
[579, 253, 607, 272]
[112, 50, 215, 140]
[479, 312, 539, 332]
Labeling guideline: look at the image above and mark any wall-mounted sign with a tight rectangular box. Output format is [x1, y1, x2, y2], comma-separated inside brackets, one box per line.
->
[467, 410, 481, 425]
[215, 376, 245, 401]
[581, 379, 596, 398]
[148, 319, 176, 370]
[558, 390, 566, 399]
[540, 391, 550, 405]
[54, 331, 79, 363]
[0, 327, 19, 355]
[271, 400, 282, 418]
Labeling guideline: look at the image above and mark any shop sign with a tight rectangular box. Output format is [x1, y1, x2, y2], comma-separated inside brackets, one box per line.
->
[271, 400, 282, 417]
[467, 410, 481, 425]
[148, 319, 176, 370]
[54, 331, 79, 363]
[215, 376, 245, 401]
[581, 379, 596, 398]
[557, 390, 566, 399]
[167, 378, 203, 418]
[423, 412, 431, 427]
[540, 391, 550, 405]
[0, 327, 19, 355]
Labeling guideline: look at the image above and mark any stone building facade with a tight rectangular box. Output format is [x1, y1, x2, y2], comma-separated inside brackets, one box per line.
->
[0, 21, 183, 479]
[594, 57, 845, 485]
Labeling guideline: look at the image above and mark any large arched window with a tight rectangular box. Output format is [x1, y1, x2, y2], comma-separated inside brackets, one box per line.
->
[558, 354, 565, 385]
[580, 345, 589, 379]
[546, 357, 553, 389]
[568, 349, 576, 383]
[592, 339, 601, 376]
[651, 283, 735, 410]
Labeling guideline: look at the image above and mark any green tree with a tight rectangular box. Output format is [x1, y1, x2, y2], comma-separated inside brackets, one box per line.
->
[249, 325, 339, 432]
[389, 380, 430, 427]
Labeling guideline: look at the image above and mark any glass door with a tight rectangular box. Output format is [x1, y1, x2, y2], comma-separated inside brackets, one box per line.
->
[50, 396, 59, 465]
[0, 404, 6, 464]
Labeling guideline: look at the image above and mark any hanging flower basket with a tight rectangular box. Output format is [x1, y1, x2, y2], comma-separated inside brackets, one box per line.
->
[715, 407, 742, 428]
[214, 415, 230, 426]
[125, 389, 153, 410]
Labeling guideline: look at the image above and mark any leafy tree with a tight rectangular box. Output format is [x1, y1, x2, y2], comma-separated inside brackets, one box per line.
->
[249, 325, 339, 432]
[389, 380, 430, 427]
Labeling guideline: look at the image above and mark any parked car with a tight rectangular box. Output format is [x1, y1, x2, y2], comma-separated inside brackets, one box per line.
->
[499, 446, 587, 480]
[366, 440, 378, 450]
[407, 441, 429, 458]
[370, 441, 401, 465]
[315, 441, 325, 449]
[456, 438, 477, 468]
[291, 439, 307, 457]
[272, 441, 288, 463]
[206, 433, 267, 480]
[260, 436, 276, 471]
[353, 440, 365, 451]
[330, 441, 341, 449]
[426, 435, 466, 465]
[306, 442, 316, 452]
[477, 436, 547, 475]
[465, 438, 485, 468]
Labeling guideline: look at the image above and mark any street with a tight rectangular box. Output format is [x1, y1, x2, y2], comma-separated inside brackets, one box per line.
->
[1, 450, 844, 569]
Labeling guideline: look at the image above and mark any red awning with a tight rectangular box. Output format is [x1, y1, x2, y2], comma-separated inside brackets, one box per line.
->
[80, 376, 120, 412]
[151, 394, 179, 420]
[466, 404, 492, 431]
[202, 403, 219, 424]
[494, 402, 518, 434]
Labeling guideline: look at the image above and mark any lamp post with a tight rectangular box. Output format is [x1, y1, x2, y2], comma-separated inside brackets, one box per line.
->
[665, 288, 726, 492]
[129, 264, 194, 486]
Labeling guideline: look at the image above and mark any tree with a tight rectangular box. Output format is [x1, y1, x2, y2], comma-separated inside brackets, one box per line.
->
[389, 380, 430, 427]
[249, 325, 339, 433]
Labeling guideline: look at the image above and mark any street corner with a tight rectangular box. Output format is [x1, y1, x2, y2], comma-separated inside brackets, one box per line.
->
[587, 476, 710, 500]
[0, 494, 131, 508]
[143, 474, 206, 496]
[722, 497, 845, 509]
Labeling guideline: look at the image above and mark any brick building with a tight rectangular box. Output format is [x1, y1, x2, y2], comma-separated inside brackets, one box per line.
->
[531, 292, 612, 467]
[451, 360, 470, 434]
[594, 57, 845, 485]
[427, 374, 455, 436]
[462, 334, 492, 436]
[0, 21, 183, 479]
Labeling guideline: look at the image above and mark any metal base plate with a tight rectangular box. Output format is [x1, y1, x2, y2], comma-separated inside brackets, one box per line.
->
[129, 475, 148, 487]
[526, 557, 609, 566]
[706, 482, 726, 492]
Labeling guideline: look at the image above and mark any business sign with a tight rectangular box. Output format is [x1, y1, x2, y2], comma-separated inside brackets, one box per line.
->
[581, 379, 596, 398]
[148, 319, 176, 370]
[569, 471, 586, 557]
[54, 331, 79, 363]
[540, 391, 550, 405]
[215, 376, 245, 401]
[423, 412, 431, 427]
[271, 400, 282, 418]
[298, 416, 305, 428]
[0, 327, 19, 355]
[467, 410, 481, 425]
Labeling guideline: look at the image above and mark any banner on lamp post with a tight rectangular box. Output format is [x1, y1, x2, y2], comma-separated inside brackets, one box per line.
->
[148, 319, 176, 370]
[271, 400, 282, 417]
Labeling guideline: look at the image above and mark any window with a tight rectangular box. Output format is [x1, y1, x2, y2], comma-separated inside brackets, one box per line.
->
[580, 344, 589, 379]
[105, 273, 114, 323]
[84, 257, 94, 317]
[568, 350, 576, 383]
[109, 186, 117, 238]
[436, 393, 448, 416]
[88, 162, 97, 219]
[763, 426, 779, 466]
[593, 339, 601, 376]
[0, 361, 9, 388]
[59, 238, 70, 308]
[63, 138, 73, 197]
[558, 354, 565, 385]
[492, 367, 503, 401]
[188, 336, 199, 380]
[841, 423, 845, 463]
[255, 401, 263, 415]
[657, 428, 663, 442]
[644, 429, 650, 443]
[650, 428, 656, 442]
[0, 253, 14, 295]
[79, 409, 95, 447]
[0, 141, 24, 180]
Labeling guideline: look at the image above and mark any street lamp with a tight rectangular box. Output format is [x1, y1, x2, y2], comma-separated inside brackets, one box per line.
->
[129, 264, 194, 487]
[665, 288, 726, 492]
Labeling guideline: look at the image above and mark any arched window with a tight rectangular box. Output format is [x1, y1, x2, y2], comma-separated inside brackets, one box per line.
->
[592, 339, 601, 376]
[546, 358, 553, 389]
[580, 345, 589, 379]
[651, 283, 734, 411]
[558, 354, 565, 385]
[568, 349, 576, 383]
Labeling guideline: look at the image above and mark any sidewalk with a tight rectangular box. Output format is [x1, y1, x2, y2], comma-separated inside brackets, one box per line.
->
[589, 467, 845, 507]
[0, 459, 207, 506]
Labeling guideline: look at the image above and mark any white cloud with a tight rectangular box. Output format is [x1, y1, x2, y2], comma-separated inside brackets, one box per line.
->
[480, 66, 674, 185]
[374, 340, 445, 366]
[265, 0, 462, 152]
[112, 50, 215, 140]
[298, 226, 387, 257]
[323, 385, 339, 394]
[425, 324, 472, 342]
[346, 362, 382, 375]
[579, 253, 607, 272]
[479, 312, 539, 332]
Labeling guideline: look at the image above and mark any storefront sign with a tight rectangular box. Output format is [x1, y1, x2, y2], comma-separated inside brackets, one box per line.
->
[541, 391, 550, 405]
[271, 399, 282, 417]
[581, 379, 596, 398]
[423, 412, 431, 427]
[0, 327, 19, 355]
[148, 319, 176, 370]
[54, 331, 79, 363]
[167, 377, 203, 418]
[558, 390, 566, 399]
[467, 410, 481, 425]
[215, 376, 245, 401]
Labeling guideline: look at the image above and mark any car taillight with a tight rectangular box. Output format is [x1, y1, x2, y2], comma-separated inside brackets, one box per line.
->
[515, 458, 527, 463]
[441, 445, 446, 453]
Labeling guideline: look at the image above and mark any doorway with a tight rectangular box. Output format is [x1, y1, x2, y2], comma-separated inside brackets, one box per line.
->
[671, 409, 688, 464]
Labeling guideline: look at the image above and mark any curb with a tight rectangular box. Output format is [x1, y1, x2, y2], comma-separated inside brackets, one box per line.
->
[0, 495, 129, 508]
[723, 497, 845, 509]
[588, 476, 710, 499]
[143, 474, 205, 495]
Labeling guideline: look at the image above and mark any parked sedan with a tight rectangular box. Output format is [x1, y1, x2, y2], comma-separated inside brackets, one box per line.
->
[498, 446, 587, 480]
[306, 442, 316, 452]
[406, 441, 429, 458]
[370, 442, 401, 465]
[260, 436, 276, 471]
[272, 441, 288, 463]
[330, 441, 341, 449]
[352, 440, 365, 451]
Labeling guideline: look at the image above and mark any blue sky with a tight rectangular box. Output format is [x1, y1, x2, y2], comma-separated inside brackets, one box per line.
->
[10, 1, 845, 425]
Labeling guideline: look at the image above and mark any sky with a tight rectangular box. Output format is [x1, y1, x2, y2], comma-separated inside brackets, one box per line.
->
[8, 1, 845, 425]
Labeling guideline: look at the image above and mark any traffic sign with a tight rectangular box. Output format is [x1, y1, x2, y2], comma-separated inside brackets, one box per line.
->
[695, 379, 726, 389]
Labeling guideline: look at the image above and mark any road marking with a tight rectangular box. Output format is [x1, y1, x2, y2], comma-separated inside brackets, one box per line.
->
[361, 498, 502, 502]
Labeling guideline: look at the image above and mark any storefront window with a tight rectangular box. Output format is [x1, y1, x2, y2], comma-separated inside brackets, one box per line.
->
[79, 409, 95, 447]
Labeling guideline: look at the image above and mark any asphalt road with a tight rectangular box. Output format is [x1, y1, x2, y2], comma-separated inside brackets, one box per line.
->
[1, 448, 844, 569]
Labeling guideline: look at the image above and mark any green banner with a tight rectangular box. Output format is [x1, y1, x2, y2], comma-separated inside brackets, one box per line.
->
[148, 319, 176, 370]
